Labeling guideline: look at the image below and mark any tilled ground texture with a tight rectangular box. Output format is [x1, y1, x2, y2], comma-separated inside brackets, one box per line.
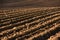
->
[0, 7, 60, 40]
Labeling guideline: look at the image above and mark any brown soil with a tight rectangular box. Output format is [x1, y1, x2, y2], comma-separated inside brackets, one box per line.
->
[0, 7, 60, 40]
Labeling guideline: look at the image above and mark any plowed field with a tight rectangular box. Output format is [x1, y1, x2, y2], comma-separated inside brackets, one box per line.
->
[0, 7, 60, 40]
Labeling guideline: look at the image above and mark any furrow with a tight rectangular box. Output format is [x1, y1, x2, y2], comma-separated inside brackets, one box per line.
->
[15, 20, 60, 40]
[0, 10, 60, 27]
[0, 11, 60, 32]
[1, 15, 60, 40]
[26, 23, 60, 40]
[48, 32, 60, 40]
[0, 12, 60, 37]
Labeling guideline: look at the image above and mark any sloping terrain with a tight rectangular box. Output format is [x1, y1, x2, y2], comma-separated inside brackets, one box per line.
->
[0, 7, 60, 40]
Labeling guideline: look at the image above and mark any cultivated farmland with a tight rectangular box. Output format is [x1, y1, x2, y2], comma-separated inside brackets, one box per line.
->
[0, 7, 60, 40]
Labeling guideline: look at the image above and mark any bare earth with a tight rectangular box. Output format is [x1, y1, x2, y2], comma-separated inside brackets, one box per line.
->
[0, 7, 60, 40]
